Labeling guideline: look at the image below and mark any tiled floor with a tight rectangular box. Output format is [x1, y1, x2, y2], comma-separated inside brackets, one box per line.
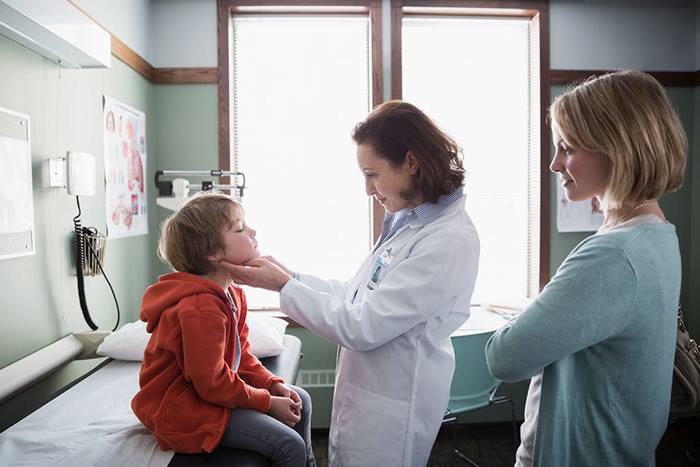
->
[310, 416, 700, 467]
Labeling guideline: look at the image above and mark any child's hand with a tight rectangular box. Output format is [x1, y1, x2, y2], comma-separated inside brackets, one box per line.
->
[270, 382, 302, 416]
[268, 396, 301, 427]
[288, 387, 302, 417]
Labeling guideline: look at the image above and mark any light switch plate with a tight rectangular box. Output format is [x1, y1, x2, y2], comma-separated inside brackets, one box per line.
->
[66, 151, 96, 196]
[48, 157, 65, 187]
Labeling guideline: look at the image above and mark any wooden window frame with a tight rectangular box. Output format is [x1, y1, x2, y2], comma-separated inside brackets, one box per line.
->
[391, 0, 551, 289]
[217, 0, 550, 288]
[217, 0, 383, 182]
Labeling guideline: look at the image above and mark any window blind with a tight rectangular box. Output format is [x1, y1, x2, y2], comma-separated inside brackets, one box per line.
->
[402, 16, 540, 304]
[231, 14, 373, 309]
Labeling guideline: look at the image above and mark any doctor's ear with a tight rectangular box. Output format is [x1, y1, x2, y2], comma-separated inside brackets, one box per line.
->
[405, 151, 420, 175]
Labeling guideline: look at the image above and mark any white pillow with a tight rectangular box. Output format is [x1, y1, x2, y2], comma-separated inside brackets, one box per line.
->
[96, 320, 147, 361]
[96, 314, 288, 360]
[246, 313, 288, 358]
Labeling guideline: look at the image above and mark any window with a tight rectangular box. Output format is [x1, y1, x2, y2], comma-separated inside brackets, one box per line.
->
[227, 9, 375, 308]
[218, 2, 550, 307]
[400, 11, 542, 303]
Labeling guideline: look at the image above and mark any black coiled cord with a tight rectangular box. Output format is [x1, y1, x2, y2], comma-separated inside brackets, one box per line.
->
[74, 196, 120, 331]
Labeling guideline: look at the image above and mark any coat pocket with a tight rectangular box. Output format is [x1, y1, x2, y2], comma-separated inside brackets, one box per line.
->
[332, 383, 410, 467]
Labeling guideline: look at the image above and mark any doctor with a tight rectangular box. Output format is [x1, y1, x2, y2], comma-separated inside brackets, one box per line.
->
[225, 101, 480, 467]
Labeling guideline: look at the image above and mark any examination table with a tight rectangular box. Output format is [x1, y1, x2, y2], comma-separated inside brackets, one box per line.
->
[0, 334, 302, 467]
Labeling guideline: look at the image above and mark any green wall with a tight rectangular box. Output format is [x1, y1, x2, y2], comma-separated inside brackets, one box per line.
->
[286, 328, 338, 428]
[0, 35, 157, 429]
[151, 84, 219, 276]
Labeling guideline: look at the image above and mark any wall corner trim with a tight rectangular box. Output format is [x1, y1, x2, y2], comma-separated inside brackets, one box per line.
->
[68, 0, 216, 85]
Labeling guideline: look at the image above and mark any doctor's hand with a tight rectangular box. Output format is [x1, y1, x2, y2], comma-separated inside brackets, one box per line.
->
[268, 396, 301, 427]
[221, 258, 291, 292]
[259, 255, 294, 277]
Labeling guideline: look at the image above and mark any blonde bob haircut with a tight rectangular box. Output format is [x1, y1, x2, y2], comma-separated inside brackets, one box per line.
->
[158, 192, 240, 274]
[550, 69, 687, 210]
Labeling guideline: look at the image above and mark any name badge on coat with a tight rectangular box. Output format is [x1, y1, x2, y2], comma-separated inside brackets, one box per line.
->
[367, 247, 393, 290]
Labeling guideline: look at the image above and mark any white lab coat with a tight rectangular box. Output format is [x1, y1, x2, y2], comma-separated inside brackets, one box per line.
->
[279, 195, 479, 467]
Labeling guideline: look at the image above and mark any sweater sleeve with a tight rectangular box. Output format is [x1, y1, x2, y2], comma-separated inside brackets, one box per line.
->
[485, 245, 637, 382]
[179, 308, 272, 412]
[234, 289, 285, 389]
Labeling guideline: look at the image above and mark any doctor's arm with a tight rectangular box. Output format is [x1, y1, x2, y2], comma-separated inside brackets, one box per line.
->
[280, 232, 478, 352]
[295, 273, 349, 298]
[258, 255, 348, 297]
[223, 258, 350, 298]
[485, 247, 636, 382]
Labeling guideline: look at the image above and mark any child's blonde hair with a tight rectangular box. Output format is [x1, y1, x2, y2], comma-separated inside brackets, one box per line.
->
[550, 70, 687, 210]
[158, 193, 240, 274]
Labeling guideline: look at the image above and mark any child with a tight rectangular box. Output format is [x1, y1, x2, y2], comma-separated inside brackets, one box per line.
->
[131, 193, 315, 467]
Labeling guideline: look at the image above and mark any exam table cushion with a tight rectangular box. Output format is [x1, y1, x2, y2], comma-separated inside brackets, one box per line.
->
[0, 335, 302, 467]
[97, 313, 288, 361]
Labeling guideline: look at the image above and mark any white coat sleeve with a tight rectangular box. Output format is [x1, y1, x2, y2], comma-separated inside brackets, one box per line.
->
[280, 231, 478, 352]
[297, 273, 349, 298]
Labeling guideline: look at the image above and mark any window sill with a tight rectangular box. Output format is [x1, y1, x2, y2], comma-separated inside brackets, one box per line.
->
[248, 309, 303, 328]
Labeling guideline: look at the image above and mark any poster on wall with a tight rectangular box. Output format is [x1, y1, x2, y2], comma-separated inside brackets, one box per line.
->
[556, 182, 604, 232]
[103, 96, 147, 238]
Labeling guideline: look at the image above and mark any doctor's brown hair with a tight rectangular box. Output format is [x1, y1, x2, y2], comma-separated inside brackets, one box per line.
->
[352, 100, 464, 203]
[158, 193, 240, 274]
[550, 70, 687, 210]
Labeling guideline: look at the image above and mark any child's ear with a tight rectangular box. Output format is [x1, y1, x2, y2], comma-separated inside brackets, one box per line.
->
[207, 253, 221, 262]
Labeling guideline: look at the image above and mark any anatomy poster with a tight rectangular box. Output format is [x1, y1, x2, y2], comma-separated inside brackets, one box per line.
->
[556, 181, 603, 232]
[103, 96, 147, 238]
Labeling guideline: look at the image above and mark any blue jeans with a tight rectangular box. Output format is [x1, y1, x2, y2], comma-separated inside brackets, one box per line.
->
[218, 385, 315, 467]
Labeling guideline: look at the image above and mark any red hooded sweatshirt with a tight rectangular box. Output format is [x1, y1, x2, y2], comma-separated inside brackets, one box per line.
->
[131, 272, 283, 453]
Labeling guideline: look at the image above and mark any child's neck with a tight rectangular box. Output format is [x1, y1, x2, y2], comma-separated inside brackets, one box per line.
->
[202, 268, 234, 291]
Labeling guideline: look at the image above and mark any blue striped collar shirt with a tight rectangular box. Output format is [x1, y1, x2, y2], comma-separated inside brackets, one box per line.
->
[374, 186, 464, 251]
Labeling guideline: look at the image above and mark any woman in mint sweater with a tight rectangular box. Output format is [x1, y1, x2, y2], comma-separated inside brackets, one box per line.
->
[486, 70, 687, 467]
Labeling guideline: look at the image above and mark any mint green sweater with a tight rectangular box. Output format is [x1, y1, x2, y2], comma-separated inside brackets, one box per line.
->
[486, 223, 681, 466]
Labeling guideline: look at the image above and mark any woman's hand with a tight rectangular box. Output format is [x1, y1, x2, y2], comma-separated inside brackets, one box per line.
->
[221, 258, 291, 291]
[270, 382, 302, 416]
[268, 396, 301, 427]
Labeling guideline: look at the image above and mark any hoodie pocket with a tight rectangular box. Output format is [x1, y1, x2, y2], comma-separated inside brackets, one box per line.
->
[166, 387, 203, 433]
